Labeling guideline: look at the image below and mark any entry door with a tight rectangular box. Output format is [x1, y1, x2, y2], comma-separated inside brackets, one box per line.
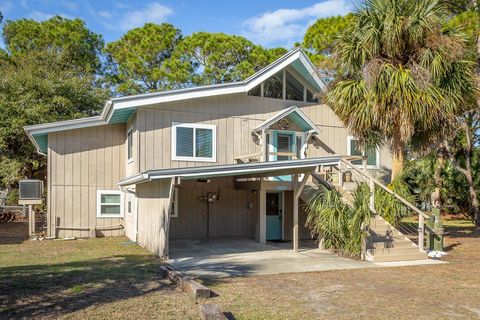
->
[266, 192, 283, 240]
[272, 132, 295, 181]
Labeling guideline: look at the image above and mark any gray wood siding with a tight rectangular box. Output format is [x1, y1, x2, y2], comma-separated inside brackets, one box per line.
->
[134, 93, 392, 176]
[170, 177, 258, 239]
[136, 180, 171, 257]
[47, 124, 126, 238]
[283, 192, 311, 241]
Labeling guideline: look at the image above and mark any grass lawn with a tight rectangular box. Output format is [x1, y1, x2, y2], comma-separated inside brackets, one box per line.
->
[1, 221, 480, 319]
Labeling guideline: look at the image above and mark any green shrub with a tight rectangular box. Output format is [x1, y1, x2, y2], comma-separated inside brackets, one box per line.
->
[305, 184, 371, 258]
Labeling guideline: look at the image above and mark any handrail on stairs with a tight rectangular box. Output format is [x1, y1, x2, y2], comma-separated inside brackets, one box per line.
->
[335, 158, 430, 252]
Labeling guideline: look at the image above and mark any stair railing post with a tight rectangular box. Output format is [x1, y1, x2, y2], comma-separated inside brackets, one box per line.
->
[418, 213, 425, 251]
[338, 160, 343, 187]
[369, 178, 376, 214]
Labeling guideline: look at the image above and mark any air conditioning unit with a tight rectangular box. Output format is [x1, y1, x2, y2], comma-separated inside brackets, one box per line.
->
[19, 179, 43, 205]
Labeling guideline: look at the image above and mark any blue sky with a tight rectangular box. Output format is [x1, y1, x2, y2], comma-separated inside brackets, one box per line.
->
[0, 0, 354, 48]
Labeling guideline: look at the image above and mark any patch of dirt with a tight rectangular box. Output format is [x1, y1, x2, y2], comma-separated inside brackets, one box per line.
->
[209, 225, 480, 319]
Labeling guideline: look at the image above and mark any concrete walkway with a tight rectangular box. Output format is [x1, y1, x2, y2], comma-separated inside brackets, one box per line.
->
[168, 238, 444, 278]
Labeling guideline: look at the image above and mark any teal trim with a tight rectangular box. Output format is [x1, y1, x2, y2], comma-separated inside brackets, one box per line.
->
[272, 130, 296, 182]
[291, 59, 321, 91]
[287, 112, 313, 131]
[30, 108, 136, 154]
[33, 133, 48, 153]
[108, 107, 136, 124]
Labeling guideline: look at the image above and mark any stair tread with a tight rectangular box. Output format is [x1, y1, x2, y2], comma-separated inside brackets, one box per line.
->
[368, 247, 420, 255]
[372, 252, 428, 262]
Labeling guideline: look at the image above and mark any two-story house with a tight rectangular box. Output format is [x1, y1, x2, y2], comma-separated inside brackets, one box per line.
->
[25, 48, 392, 258]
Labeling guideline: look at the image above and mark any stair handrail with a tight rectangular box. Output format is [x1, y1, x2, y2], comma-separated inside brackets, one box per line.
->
[339, 159, 429, 219]
[338, 158, 430, 251]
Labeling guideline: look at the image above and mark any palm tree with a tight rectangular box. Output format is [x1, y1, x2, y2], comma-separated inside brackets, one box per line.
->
[327, 0, 477, 179]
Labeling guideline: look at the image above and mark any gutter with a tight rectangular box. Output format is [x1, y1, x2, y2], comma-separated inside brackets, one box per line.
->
[118, 156, 341, 186]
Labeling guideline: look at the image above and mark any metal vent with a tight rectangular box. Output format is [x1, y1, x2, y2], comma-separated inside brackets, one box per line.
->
[19, 180, 43, 200]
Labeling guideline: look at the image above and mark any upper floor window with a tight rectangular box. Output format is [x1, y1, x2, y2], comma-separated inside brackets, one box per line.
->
[347, 136, 379, 169]
[172, 123, 216, 162]
[286, 71, 303, 101]
[263, 71, 283, 99]
[248, 84, 261, 97]
[127, 127, 133, 162]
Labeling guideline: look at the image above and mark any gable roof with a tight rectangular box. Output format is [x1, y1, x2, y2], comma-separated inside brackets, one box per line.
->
[252, 106, 321, 135]
[25, 48, 326, 154]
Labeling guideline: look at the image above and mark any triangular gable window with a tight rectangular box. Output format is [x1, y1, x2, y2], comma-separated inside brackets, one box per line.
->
[263, 71, 283, 99]
[286, 71, 303, 101]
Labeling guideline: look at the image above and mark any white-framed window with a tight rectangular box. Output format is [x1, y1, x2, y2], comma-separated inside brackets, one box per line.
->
[97, 190, 123, 218]
[172, 123, 216, 162]
[347, 136, 379, 169]
[171, 188, 178, 218]
[127, 127, 133, 163]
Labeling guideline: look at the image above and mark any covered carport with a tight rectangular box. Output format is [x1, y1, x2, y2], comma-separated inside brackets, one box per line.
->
[119, 156, 341, 258]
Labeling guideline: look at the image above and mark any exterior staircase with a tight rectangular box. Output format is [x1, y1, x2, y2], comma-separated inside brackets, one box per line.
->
[303, 172, 429, 263]
[366, 215, 428, 262]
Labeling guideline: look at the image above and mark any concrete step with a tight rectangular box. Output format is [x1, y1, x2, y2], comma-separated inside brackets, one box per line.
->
[371, 251, 428, 262]
[367, 246, 420, 256]
[368, 234, 409, 243]
[369, 229, 403, 237]
[370, 239, 416, 249]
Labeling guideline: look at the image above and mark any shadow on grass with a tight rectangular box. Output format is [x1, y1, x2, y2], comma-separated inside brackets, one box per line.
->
[0, 254, 171, 319]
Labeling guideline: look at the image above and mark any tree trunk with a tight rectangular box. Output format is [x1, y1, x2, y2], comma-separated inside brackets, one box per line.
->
[391, 140, 405, 180]
[444, 121, 480, 227]
[463, 137, 480, 227]
[433, 144, 446, 210]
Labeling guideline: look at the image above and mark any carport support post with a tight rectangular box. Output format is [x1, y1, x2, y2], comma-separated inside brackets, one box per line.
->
[259, 188, 266, 244]
[293, 173, 310, 252]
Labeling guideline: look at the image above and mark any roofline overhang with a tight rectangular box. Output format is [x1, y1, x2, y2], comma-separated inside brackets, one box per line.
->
[118, 156, 341, 186]
[24, 48, 327, 155]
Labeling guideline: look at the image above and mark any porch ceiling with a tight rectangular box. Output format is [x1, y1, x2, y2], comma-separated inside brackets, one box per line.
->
[118, 156, 341, 186]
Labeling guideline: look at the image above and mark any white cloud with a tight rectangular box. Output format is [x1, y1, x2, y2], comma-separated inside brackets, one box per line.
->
[100, 2, 173, 31]
[242, 0, 354, 47]
[60, 1, 79, 11]
[98, 10, 113, 19]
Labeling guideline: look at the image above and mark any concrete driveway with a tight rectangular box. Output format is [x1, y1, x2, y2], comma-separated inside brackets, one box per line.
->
[169, 238, 377, 278]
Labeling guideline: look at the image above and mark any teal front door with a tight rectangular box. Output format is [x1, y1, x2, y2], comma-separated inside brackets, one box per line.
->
[266, 192, 282, 240]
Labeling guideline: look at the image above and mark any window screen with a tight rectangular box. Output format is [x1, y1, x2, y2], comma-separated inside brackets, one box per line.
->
[173, 124, 216, 161]
[195, 128, 213, 158]
[176, 127, 194, 157]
